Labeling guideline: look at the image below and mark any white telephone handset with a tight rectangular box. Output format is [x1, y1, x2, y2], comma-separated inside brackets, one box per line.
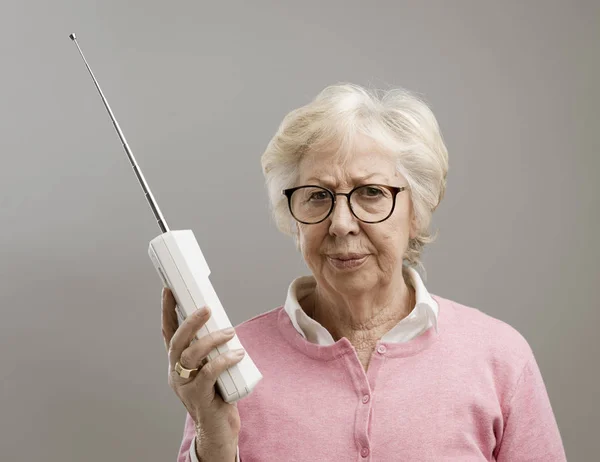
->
[69, 33, 263, 402]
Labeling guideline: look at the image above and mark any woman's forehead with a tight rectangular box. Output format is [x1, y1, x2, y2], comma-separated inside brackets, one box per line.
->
[298, 149, 401, 186]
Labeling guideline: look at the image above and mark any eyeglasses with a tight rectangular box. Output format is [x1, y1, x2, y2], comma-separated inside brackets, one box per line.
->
[282, 184, 408, 224]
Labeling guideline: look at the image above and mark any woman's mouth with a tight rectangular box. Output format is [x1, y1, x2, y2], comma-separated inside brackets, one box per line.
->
[326, 255, 369, 270]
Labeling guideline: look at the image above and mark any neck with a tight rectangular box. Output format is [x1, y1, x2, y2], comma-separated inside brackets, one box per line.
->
[308, 274, 415, 345]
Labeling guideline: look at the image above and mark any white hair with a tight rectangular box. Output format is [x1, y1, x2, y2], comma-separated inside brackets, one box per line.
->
[260, 83, 449, 278]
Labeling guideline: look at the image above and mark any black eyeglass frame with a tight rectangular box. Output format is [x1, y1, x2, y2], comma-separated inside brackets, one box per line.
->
[282, 184, 409, 224]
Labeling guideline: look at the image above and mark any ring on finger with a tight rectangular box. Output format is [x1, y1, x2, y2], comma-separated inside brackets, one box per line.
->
[175, 360, 199, 379]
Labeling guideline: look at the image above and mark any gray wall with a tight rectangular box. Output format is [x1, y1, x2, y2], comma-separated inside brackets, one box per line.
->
[1, 1, 598, 460]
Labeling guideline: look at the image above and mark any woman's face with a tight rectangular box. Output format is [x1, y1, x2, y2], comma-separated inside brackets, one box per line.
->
[296, 135, 416, 296]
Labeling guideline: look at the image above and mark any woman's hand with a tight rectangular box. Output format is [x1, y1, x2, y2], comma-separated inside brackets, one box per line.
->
[161, 287, 245, 462]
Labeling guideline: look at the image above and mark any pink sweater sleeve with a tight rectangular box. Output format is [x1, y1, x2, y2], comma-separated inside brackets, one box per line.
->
[176, 412, 196, 462]
[495, 354, 567, 461]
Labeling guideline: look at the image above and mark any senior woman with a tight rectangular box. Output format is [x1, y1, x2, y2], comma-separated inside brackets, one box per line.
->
[162, 83, 566, 461]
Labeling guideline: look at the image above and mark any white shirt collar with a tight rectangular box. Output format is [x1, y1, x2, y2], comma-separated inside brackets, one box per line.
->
[283, 266, 439, 345]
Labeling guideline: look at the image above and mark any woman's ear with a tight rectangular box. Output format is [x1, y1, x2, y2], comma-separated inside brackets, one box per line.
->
[292, 222, 301, 252]
[294, 232, 302, 252]
[408, 208, 418, 240]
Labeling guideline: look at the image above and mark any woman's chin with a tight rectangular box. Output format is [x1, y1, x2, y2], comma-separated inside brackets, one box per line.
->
[324, 258, 374, 287]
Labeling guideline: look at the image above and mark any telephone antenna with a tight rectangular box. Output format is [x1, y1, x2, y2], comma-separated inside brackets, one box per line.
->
[69, 33, 169, 233]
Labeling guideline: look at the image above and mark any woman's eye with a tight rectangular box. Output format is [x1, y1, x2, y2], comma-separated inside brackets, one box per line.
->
[309, 192, 328, 201]
[364, 187, 383, 197]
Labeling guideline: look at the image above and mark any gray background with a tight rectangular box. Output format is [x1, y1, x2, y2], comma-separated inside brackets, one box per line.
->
[1, 1, 598, 460]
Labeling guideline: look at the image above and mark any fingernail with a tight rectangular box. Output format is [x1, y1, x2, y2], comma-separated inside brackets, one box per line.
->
[196, 306, 208, 316]
[235, 349, 245, 357]
[223, 327, 235, 335]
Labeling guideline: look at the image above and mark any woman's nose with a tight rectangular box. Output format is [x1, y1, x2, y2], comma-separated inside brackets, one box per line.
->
[328, 197, 360, 235]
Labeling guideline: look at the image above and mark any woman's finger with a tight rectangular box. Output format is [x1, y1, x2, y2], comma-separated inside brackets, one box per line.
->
[167, 303, 211, 372]
[161, 287, 179, 354]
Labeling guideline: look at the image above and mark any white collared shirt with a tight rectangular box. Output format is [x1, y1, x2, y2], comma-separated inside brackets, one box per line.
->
[189, 265, 439, 462]
[284, 265, 439, 344]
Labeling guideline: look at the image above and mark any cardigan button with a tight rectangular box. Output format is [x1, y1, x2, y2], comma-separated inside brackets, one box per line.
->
[361, 447, 370, 458]
[377, 345, 387, 354]
[362, 394, 370, 404]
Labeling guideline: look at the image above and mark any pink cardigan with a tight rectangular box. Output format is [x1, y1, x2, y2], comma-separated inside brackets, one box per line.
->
[178, 293, 566, 461]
